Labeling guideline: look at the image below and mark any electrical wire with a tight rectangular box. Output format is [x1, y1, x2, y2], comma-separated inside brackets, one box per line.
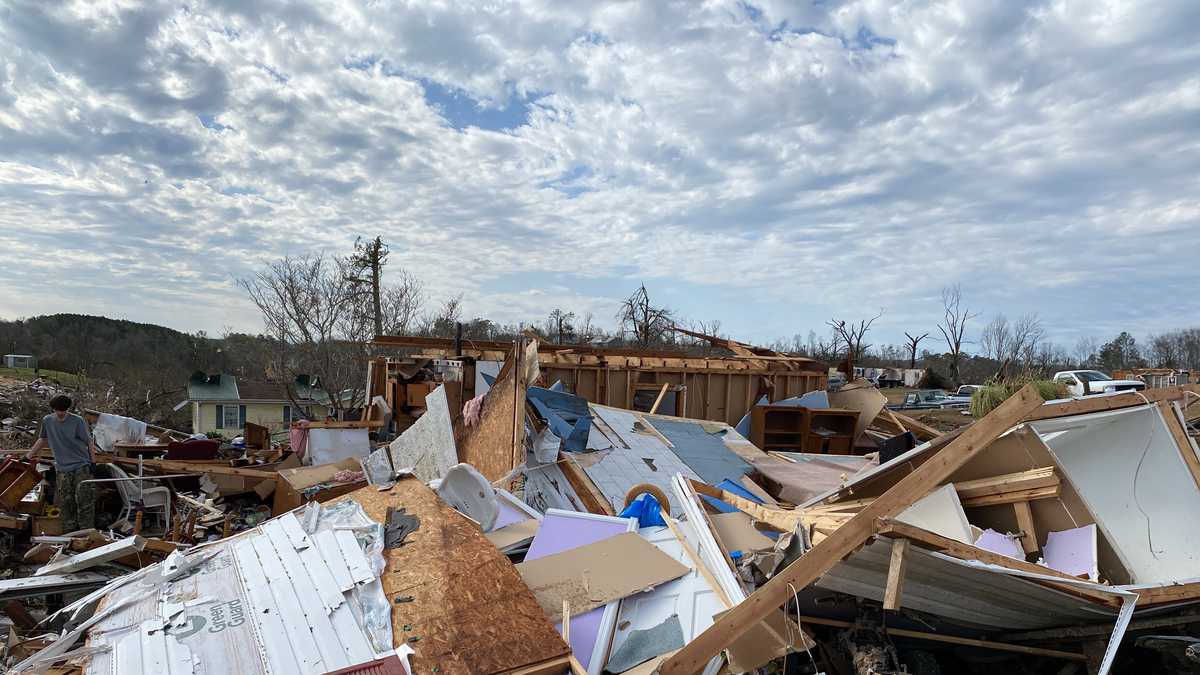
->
[786, 582, 818, 674]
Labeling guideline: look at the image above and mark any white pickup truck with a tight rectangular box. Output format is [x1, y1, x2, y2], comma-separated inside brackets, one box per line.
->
[1052, 370, 1146, 397]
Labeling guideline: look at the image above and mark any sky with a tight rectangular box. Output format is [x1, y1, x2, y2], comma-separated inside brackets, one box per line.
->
[2, 0, 1199, 352]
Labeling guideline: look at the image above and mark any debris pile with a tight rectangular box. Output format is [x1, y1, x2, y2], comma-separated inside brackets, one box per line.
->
[3, 334, 1200, 675]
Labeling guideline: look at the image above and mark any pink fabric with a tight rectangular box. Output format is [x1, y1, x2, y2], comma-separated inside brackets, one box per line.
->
[462, 394, 486, 427]
[289, 420, 310, 459]
[332, 469, 365, 483]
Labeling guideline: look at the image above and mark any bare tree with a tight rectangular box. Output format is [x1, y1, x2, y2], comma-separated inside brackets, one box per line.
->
[1011, 313, 1045, 366]
[1073, 336, 1100, 368]
[378, 269, 425, 336]
[238, 254, 366, 419]
[903, 331, 930, 369]
[576, 312, 600, 344]
[980, 314, 1011, 362]
[418, 294, 464, 337]
[617, 284, 674, 347]
[546, 309, 576, 343]
[937, 285, 977, 385]
[827, 311, 883, 366]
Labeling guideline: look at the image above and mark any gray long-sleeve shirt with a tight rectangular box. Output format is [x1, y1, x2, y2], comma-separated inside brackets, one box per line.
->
[40, 413, 93, 472]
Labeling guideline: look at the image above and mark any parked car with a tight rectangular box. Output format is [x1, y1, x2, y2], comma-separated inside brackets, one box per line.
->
[1052, 370, 1146, 397]
[891, 389, 970, 410]
[946, 384, 982, 404]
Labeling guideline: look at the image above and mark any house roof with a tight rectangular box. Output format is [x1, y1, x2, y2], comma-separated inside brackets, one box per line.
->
[187, 372, 328, 403]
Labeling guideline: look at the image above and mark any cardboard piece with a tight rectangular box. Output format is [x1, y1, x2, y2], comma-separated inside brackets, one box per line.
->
[516, 532, 690, 618]
[708, 511, 777, 554]
[272, 458, 367, 514]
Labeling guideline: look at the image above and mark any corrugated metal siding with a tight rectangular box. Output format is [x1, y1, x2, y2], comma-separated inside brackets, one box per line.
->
[816, 540, 1118, 630]
[87, 511, 384, 675]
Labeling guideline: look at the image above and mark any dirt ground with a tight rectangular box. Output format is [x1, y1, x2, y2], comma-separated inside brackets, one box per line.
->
[878, 387, 974, 432]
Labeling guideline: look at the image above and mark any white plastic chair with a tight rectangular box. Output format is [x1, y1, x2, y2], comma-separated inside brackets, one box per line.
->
[106, 463, 172, 534]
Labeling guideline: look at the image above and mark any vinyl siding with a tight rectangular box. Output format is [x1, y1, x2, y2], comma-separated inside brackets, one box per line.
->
[192, 401, 331, 437]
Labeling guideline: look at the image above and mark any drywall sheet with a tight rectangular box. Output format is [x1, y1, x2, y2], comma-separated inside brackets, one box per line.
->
[517, 532, 689, 618]
[974, 529, 1025, 559]
[1032, 406, 1200, 583]
[486, 519, 539, 552]
[748, 453, 876, 504]
[525, 510, 635, 674]
[388, 385, 456, 482]
[897, 483, 974, 544]
[652, 418, 753, 485]
[306, 428, 371, 465]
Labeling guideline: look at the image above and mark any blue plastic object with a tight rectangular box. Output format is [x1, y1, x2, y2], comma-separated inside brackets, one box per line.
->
[619, 492, 668, 528]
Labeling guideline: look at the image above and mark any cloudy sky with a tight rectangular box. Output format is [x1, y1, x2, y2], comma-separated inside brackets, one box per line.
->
[2, 1, 1198, 351]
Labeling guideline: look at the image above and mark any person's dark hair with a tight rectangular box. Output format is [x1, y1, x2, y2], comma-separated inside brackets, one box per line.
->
[49, 395, 72, 412]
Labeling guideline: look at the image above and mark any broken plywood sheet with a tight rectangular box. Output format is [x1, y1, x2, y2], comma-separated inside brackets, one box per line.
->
[388, 385, 456, 482]
[517, 532, 690, 618]
[336, 479, 569, 674]
[454, 340, 537, 483]
[584, 405, 704, 515]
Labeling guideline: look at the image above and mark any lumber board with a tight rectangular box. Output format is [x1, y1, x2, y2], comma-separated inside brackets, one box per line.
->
[335, 479, 569, 675]
[877, 520, 1120, 607]
[104, 456, 278, 479]
[954, 467, 1058, 500]
[883, 537, 909, 611]
[557, 452, 616, 516]
[959, 484, 1060, 508]
[688, 479, 802, 531]
[659, 384, 1048, 675]
[1012, 500, 1039, 554]
[1129, 581, 1200, 606]
[1022, 386, 1199, 421]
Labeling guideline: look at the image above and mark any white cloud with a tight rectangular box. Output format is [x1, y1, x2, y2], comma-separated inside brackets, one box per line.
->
[1, 0, 1199, 350]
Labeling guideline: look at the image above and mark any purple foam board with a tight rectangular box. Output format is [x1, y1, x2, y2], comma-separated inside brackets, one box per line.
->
[1044, 524, 1098, 580]
[492, 498, 530, 530]
[525, 511, 633, 671]
[974, 529, 1025, 559]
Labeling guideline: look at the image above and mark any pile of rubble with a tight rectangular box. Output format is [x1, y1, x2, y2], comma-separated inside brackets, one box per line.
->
[3, 335, 1200, 675]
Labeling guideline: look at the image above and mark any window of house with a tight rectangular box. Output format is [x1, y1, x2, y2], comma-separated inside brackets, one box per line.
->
[223, 405, 241, 429]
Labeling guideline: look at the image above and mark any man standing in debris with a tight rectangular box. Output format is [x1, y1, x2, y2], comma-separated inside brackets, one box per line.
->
[25, 395, 96, 532]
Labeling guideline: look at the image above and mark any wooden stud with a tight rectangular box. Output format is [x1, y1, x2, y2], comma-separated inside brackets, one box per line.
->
[649, 383, 670, 415]
[1012, 500, 1038, 554]
[658, 384, 1046, 675]
[960, 485, 1060, 508]
[1159, 400, 1200, 493]
[883, 538, 909, 611]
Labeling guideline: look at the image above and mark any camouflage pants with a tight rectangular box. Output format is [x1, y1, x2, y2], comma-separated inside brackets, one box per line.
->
[56, 466, 95, 533]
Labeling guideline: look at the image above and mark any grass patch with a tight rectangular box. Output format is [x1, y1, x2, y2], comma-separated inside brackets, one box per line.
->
[970, 378, 1066, 418]
[0, 366, 85, 387]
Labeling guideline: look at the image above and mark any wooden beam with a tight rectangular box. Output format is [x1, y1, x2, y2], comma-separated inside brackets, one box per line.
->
[649, 383, 670, 415]
[883, 538, 909, 610]
[1158, 401, 1200, 494]
[658, 383, 1047, 675]
[104, 456, 278, 479]
[1013, 500, 1039, 554]
[1129, 581, 1200, 606]
[955, 467, 1058, 500]
[960, 484, 1060, 508]
[1023, 386, 1199, 422]
[877, 519, 1120, 608]
[791, 614, 1086, 662]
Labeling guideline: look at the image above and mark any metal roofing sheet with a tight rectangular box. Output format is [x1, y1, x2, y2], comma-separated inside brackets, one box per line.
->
[84, 510, 386, 675]
[816, 540, 1120, 630]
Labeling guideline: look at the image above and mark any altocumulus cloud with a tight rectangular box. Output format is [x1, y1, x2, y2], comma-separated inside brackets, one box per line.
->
[1, 0, 1199, 346]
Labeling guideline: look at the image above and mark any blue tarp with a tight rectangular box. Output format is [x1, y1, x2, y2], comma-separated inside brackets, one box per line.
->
[619, 492, 667, 528]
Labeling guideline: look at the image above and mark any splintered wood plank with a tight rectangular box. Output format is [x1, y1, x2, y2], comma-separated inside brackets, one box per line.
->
[1013, 500, 1039, 554]
[334, 479, 569, 675]
[883, 538, 910, 611]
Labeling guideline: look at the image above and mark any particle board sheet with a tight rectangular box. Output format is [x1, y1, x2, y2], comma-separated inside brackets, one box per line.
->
[584, 405, 704, 515]
[335, 479, 569, 675]
[525, 510, 636, 674]
[85, 509, 383, 675]
[516, 532, 690, 617]
[815, 539, 1120, 631]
